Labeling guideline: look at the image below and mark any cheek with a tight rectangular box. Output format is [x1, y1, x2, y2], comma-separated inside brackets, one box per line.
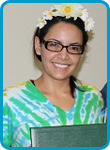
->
[41, 50, 50, 62]
[41, 47, 57, 62]
[71, 55, 82, 64]
[40, 50, 54, 67]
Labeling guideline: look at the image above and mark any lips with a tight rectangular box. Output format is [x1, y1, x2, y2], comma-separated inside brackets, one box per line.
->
[52, 62, 70, 69]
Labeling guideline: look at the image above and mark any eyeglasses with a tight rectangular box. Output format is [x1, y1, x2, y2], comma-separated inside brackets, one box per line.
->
[42, 39, 84, 55]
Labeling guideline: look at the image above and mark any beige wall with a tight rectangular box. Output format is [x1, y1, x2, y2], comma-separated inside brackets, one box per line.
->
[3, 3, 107, 89]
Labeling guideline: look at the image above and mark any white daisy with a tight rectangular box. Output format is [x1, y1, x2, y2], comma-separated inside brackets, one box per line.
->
[54, 3, 83, 19]
[85, 17, 95, 31]
[79, 9, 88, 21]
[36, 18, 47, 29]
[43, 9, 54, 20]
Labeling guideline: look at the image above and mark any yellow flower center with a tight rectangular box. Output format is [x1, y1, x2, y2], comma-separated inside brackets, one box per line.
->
[79, 12, 83, 17]
[41, 20, 45, 24]
[86, 21, 89, 26]
[48, 12, 53, 16]
[64, 6, 72, 13]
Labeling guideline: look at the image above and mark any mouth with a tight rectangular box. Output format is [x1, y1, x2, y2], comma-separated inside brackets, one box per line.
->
[52, 62, 70, 70]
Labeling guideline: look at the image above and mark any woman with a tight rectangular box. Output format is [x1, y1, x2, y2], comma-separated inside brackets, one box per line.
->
[3, 3, 105, 147]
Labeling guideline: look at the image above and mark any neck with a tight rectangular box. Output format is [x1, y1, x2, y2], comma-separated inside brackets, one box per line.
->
[35, 74, 71, 94]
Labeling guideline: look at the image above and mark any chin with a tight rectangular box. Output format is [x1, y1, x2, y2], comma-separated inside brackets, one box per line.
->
[51, 74, 71, 81]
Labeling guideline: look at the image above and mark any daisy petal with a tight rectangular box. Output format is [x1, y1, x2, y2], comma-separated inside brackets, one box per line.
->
[85, 17, 95, 31]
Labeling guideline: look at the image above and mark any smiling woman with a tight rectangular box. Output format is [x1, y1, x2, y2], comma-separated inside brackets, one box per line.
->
[3, 3, 106, 147]
[34, 22, 83, 84]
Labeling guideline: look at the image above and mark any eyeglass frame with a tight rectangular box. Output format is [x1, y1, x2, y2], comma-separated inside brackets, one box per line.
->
[42, 39, 84, 55]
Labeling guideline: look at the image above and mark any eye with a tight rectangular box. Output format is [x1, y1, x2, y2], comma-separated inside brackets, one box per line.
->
[48, 41, 59, 47]
[47, 41, 62, 51]
[69, 45, 81, 51]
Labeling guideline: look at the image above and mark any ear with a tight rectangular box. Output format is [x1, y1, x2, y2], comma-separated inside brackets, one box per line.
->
[80, 45, 87, 59]
[83, 45, 87, 52]
[82, 44, 87, 55]
[35, 36, 41, 55]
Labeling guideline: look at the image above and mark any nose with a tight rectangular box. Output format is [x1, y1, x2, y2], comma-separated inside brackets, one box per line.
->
[57, 47, 69, 61]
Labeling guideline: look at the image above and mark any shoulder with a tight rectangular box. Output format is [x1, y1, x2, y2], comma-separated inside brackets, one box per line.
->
[76, 81, 102, 96]
[76, 82, 104, 106]
[3, 80, 32, 99]
[81, 83, 100, 92]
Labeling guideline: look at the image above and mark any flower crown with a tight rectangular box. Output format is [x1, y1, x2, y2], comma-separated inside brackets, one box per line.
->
[36, 3, 95, 32]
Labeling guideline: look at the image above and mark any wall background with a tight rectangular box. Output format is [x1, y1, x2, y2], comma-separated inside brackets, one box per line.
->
[3, 3, 107, 89]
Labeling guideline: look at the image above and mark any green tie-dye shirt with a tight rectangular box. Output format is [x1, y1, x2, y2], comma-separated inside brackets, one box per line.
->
[3, 80, 105, 147]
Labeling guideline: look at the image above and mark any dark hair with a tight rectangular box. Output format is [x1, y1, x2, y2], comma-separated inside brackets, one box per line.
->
[33, 16, 88, 97]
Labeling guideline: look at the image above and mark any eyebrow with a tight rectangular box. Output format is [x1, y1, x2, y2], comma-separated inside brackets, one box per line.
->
[47, 38, 82, 46]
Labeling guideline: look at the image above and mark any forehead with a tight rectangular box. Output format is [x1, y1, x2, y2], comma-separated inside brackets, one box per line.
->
[44, 22, 83, 44]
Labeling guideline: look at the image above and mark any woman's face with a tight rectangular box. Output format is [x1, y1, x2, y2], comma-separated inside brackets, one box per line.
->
[35, 22, 84, 81]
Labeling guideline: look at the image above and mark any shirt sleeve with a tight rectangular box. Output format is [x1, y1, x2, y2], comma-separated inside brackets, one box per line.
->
[97, 91, 105, 123]
[3, 91, 13, 147]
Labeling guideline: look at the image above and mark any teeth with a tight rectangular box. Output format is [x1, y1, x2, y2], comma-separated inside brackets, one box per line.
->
[53, 63, 68, 68]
